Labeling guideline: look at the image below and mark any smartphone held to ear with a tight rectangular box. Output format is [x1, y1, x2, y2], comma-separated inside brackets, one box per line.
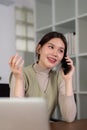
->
[62, 58, 71, 75]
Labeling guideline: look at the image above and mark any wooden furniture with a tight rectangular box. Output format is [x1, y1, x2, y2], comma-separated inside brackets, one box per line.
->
[50, 119, 87, 130]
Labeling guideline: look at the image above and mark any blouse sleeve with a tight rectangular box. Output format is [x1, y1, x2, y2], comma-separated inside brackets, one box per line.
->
[9, 70, 29, 97]
[9, 73, 16, 97]
[58, 70, 76, 122]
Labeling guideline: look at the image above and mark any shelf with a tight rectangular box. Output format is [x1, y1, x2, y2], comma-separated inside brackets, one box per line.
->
[55, 20, 75, 34]
[55, 0, 75, 23]
[79, 56, 87, 91]
[72, 58, 77, 92]
[78, 53, 87, 57]
[36, 25, 53, 32]
[78, 92, 87, 94]
[78, 13, 87, 19]
[78, 16, 87, 53]
[55, 21, 76, 56]
[36, 27, 52, 43]
[35, 0, 52, 29]
[79, 94, 87, 119]
[78, 0, 87, 16]
[35, 0, 87, 120]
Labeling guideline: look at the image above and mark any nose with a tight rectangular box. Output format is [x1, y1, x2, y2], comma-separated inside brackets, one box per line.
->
[53, 49, 58, 57]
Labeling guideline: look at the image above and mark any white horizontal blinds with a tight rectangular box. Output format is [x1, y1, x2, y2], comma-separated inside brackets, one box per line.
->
[15, 7, 35, 52]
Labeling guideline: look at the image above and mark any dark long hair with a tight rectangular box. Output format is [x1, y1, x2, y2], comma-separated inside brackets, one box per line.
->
[36, 31, 67, 60]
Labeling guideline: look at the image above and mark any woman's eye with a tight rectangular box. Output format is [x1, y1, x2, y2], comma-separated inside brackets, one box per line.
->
[48, 46, 54, 49]
[59, 49, 64, 53]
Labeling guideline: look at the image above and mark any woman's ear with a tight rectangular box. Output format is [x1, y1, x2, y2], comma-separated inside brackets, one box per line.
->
[36, 44, 41, 54]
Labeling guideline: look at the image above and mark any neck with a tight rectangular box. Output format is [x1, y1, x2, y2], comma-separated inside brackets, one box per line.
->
[34, 62, 50, 73]
[38, 61, 51, 71]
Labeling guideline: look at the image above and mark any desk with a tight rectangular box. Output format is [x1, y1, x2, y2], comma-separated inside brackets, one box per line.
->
[50, 119, 87, 130]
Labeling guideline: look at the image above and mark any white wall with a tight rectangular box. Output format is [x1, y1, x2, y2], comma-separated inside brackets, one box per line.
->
[0, 0, 35, 9]
[0, 4, 16, 83]
[0, 0, 35, 83]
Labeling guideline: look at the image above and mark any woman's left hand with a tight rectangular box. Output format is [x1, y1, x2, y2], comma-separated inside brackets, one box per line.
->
[61, 56, 75, 80]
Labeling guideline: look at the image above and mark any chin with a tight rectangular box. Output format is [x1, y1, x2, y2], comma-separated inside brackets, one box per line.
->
[46, 62, 58, 69]
[47, 64, 56, 69]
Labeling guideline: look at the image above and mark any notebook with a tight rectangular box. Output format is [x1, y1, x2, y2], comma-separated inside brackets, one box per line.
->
[0, 98, 50, 130]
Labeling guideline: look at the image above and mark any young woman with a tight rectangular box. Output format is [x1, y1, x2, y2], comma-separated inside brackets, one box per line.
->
[9, 31, 76, 122]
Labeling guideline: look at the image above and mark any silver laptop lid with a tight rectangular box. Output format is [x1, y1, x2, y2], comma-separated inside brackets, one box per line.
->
[0, 98, 50, 130]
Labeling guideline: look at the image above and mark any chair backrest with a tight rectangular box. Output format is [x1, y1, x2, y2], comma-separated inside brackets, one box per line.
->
[0, 84, 10, 97]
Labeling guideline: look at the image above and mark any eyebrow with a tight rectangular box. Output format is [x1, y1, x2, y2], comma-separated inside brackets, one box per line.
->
[48, 42, 65, 50]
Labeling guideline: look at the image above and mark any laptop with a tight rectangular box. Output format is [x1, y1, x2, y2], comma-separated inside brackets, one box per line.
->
[0, 98, 50, 130]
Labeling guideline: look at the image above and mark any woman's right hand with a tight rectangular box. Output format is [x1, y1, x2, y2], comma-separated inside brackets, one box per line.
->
[9, 53, 24, 80]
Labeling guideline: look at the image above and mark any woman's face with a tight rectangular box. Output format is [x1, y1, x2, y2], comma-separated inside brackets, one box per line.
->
[37, 38, 65, 69]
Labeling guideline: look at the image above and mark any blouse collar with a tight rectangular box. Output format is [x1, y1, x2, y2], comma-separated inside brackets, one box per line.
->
[33, 62, 50, 74]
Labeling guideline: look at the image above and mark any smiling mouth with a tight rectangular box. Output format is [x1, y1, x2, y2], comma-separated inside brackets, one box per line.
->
[47, 57, 57, 64]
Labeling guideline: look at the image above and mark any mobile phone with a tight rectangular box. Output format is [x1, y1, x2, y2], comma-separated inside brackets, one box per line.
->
[61, 57, 71, 75]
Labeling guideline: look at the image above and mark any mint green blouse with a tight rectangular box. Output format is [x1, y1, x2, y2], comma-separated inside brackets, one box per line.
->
[9, 64, 76, 121]
[23, 64, 59, 117]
